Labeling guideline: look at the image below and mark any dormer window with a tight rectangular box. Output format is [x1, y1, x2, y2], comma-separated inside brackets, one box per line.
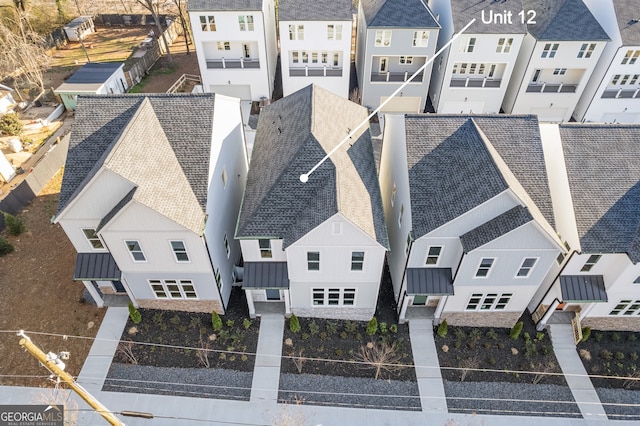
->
[541, 43, 559, 58]
[82, 228, 104, 249]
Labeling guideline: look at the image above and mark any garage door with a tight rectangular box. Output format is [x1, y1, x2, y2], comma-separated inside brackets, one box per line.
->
[442, 101, 486, 114]
[380, 96, 421, 113]
[209, 84, 252, 100]
[530, 107, 568, 122]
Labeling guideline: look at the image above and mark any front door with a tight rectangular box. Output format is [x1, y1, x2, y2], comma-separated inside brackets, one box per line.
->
[112, 280, 126, 293]
[243, 44, 250, 59]
[412, 295, 427, 306]
[379, 57, 388, 73]
[266, 289, 281, 301]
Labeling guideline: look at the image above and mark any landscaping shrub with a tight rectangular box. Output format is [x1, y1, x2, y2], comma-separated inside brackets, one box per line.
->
[389, 324, 398, 333]
[581, 326, 591, 342]
[366, 317, 378, 336]
[0, 113, 23, 136]
[243, 318, 252, 330]
[510, 321, 524, 340]
[128, 302, 142, 324]
[0, 236, 14, 257]
[437, 319, 448, 337]
[211, 311, 223, 331]
[289, 314, 300, 333]
[2, 212, 26, 236]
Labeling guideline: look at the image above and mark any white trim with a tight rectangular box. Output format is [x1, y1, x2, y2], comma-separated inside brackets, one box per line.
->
[125, 240, 146, 262]
[82, 227, 106, 250]
[149, 279, 198, 299]
[311, 287, 357, 307]
[515, 257, 538, 278]
[424, 245, 443, 266]
[169, 240, 190, 263]
[474, 257, 495, 278]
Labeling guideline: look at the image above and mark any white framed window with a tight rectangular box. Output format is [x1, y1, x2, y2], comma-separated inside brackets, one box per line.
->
[333, 53, 339, 66]
[621, 74, 630, 85]
[609, 300, 640, 316]
[312, 288, 325, 305]
[238, 15, 254, 31]
[170, 241, 189, 262]
[292, 51, 299, 63]
[634, 276, 640, 284]
[469, 63, 477, 74]
[516, 258, 537, 277]
[611, 74, 621, 85]
[461, 37, 476, 53]
[630, 74, 639, 85]
[391, 183, 396, 207]
[125, 240, 146, 262]
[405, 233, 411, 256]
[399, 56, 413, 65]
[289, 24, 304, 40]
[496, 37, 513, 53]
[375, 30, 391, 47]
[217, 41, 230, 51]
[214, 268, 223, 291]
[258, 239, 272, 258]
[621, 50, 639, 65]
[475, 258, 494, 278]
[307, 251, 320, 271]
[553, 68, 567, 75]
[200, 15, 216, 31]
[580, 254, 601, 272]
[322, 52, 328, 64]
[578, 43, 596, 58]
[425, 246, 442, 265]
[82, 228, 104, 249]
[413, 30, 429, 47]
[221, 167, 227, 188]
[149, 279, 197, 299]
[312, 52, 318, 63]
[327, 24, 342, 40]
[312, 288, 356, 306]
[302, 51, 308, 63]
[466, 293, 512, 311]
[351, 251, 364, 271]
[541, 43, 559, 58]
[398, 204, 404, 228]
[223, 234, 230, 258]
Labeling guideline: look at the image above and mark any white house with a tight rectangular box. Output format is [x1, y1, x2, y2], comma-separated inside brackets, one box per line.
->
[532, 124, 640, 332]
[502, 0, 610, 122]
[379, 114, 564, 327]
[63, 16, 95, 42]
[355, 0, 440, 113]
[188, 0, 278, 101]
[278, 0, 352, 98]
[235, 84, 389, 320]
[55, 93, 248, 314]
[574, 0, 640, 123]
[427, 0, 527, 114]
[55, 62, 128, 111]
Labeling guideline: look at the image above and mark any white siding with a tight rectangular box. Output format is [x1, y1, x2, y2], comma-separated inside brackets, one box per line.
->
[240, 239, 287, 262]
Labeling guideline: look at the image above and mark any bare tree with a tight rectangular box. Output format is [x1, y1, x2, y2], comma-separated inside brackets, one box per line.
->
[116, 340, 138, 364]
[196, 335, 211, 368]
[459, 357, 480, 382]
[135, 0, 174, 66]
[169, 0, 190, 54]
[355, 342, 403, 380]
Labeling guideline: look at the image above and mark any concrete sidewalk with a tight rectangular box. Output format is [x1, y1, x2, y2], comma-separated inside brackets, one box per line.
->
[250, 314, 285, 403]
[409, 319, 448, 413]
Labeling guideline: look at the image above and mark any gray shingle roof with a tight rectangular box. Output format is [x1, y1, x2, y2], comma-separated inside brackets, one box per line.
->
[187, 0, 263, 11]
[236, 84, 388, 249]
[405, 115, 556, 241]
[279, 0, 352, 21]
[523, 0, 610, 41]
[559, 124, 640, 263]
[461, 206, 533, 252]
[361, 0, 440, 28]
[451, 0, 527, 34]
[96, 187, 136, 232]
[613, 0, 640, 46]
[57, 94, 217, 234]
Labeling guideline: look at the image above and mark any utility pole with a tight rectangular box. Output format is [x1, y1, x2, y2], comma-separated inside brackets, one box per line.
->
[17, 331, 125, 426]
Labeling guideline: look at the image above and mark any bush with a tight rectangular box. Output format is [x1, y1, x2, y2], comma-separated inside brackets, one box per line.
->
[2, 212, 26, 236]
[389, 324, 398, 333]
[379, 322, 388, 334]
[0, 113, 23, 136]
[611, 332, 621, 342]
[211, 311, 223, 331]
[128, 302, 142, 324]
[242, 318, 252, 330]
[289, 314, 300, 333]
[510, 321, 524, 340]
[0, 236, 14, 257]
[366, 317, 378, 336]
[581, 326, 591, 342]
[437, 319, 448, 338]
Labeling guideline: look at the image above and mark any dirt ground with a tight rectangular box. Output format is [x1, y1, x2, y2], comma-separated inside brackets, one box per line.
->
[0, 169, 105, 387]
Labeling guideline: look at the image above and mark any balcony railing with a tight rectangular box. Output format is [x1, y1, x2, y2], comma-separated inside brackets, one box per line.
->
[289, 66, 343, 77]
[601, 88, 640, 99]
[526, 83, 578, 93]
[450, 78, 502, 88]
[371, 71, 424, 83]
[206, 58, 260, 69]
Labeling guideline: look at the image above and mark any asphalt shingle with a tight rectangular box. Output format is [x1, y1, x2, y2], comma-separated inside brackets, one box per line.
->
[613, 0, 640, 46]
[187, 0, 263, 12]
[460, 205, 533, 252]
[361, 0, 440, 28]
[451, 0, 527, 34]
[523, 0, 610, 41]
[278, 0, 352, 21]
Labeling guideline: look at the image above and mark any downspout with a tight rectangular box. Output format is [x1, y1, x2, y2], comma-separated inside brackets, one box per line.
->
[533, 250, 577, 331]
[537, 298, 560, 331]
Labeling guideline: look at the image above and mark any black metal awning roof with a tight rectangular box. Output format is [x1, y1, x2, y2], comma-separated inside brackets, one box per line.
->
[73, 252, 121, 281]
[243, 262, 289, 289]
[560, 275, 608, 302]
[406, 268, 454, 295]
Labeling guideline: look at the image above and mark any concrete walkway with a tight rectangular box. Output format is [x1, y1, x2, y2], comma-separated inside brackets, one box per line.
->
[549, 324, 608, 421]
[409, 319, 448, 413]
[250, 314, 285, 404]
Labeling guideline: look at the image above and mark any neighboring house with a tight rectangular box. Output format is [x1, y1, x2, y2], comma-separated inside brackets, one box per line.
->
[574, 0, 640, 123]
[427, 0, 527, 114]
[235, 84, 388, 320]
[355, 0, 440, 113]
[278, 0, 353, 98]
[54, 94, 248, 314]
[502, 0, 610, 122]
[379, 114, 564, 327]
[187, 0, 278, 101]
[63, 16, 95, 42]
[54, 62, 128, 111]
[0, 86, 17, 114]
[532, 124, 640, 332]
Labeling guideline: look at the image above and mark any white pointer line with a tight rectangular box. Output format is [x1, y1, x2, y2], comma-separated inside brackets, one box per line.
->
[300, 18, 477, 183]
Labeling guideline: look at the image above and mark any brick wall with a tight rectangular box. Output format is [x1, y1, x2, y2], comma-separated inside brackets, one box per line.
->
[581, 316, 640, 332]
[293, 307, 374, 321]
[441, 311, 522, 328]
[138, 299, 223, 314]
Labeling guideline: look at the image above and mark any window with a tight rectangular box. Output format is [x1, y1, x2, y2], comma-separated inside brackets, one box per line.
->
[214, 268, 223, 290]
[170, 241, 189, 262]
[634, 276, 640, 284]
[200, 16, 216, 31]
[541, 43, 559, 58]
[224, 235, 230, 258]
[516, 258, 537, 277]
[398, 204, 404, 228]
[259, 239, 272, 258]
[466, 293, 512, 311]
[426, 246, 442, 265]
[405, 233, 411, 256]
[238, 15, 254, 31]
[413, 31, 429, 47]
[621, 74, 630, 85]
[328, 288, 340, 305]
[312, 288, 356, 306]
[578, 43, 596, 58]
[611, 74, 621, 85]
[391, 183, 396, 207]
[322, 52, 328, 63]
[327, 24, 342, 40]
[375, 30, 391, 47]
[556, 252, 566, 265]
[149, 279, 197, 299]
[621, 50, 640, 65]
[221, 167, 227, 187]
[307, 252, 320, 271]
[125, 240, 146, 262]
[469, 63, 477, 74]
[351, 251, 364, 271]
[399, 56, 413, 65]
[217, 41, 230, 51]
[312, 52, 318, 63]
[475, 258, 494, 278]
[289, 24, 304, 40]
[580, 254, 601, 272]
[496, 37, 513, 53]
[461, 37, 476, 53]
[302, 51, 308, 63]
[292, 51, 299, 63]
[609, 300, 640, 316]
[553, 68, 566, 75]
[343, 288, 356, 305]
[630, 74, 639, 85]
[312, 288, 325, 305]
[82, 228, 104, 249]
[333, 53, 339, 66]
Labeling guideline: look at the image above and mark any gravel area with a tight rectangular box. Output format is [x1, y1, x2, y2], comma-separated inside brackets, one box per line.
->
[595, 388, 640, 421]
[103, 363, 253, 401]
[278, 373, 421, 411]
[443, 380, 581, 418]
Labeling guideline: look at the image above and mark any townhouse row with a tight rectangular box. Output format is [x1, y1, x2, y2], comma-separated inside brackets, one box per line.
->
[187, 0, 640, 124]
[55, 86, 640, 333]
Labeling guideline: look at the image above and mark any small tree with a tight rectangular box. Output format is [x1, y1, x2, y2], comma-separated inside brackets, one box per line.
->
[437, 319, 448, 338]
[289, 313, 301, 333]
[510, 321, 524, 340]
[211, 310, 223, 331]
[366, 317, 378, 336]
[2, 212, 26, 236]
[0, 236, 14, 256]
[355, 342, 402, 379]
[128, 302, 142, 324]
[0, 113, 23, 136]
